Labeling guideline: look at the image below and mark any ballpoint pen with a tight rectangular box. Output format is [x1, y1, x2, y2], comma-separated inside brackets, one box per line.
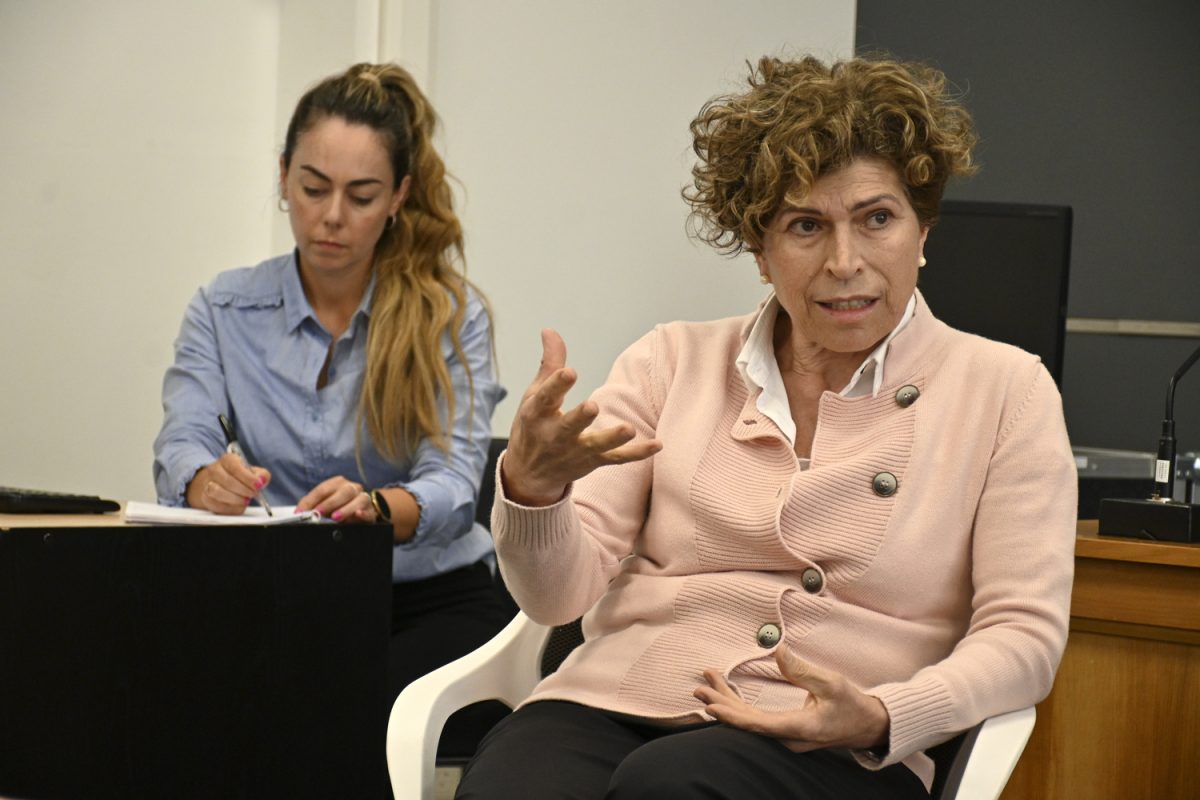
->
[218, 413, 274, 516]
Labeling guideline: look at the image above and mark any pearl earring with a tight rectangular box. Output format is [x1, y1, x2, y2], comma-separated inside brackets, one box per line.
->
[759, 274, 770, 285]
[918, 256, 927, 267]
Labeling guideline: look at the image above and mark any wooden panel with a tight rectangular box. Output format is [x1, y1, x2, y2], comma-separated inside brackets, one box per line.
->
[1002, 630, 1200, 799]
[1076, 520, 1200, 568]
[1072, 558, 1200, 631]
[1000, 528, 1200, 800]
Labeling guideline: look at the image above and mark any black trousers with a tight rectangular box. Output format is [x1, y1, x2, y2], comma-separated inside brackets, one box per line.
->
[455, 700, 929, 800]
[387, 560, 516, 760]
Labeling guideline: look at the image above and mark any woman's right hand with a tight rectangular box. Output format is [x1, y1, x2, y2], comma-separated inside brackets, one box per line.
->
[502, 329, 662, 507]
[185, 453, 271, 514]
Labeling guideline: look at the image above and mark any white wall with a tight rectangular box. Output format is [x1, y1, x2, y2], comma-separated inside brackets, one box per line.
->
[0, 1, 853, 503]
[0, 0, 359, 501]
[426, 0, 855, 432]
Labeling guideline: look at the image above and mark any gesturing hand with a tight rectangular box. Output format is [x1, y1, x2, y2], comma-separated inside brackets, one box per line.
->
[693, 646, 891, 753]
[502, 329, 662, 506]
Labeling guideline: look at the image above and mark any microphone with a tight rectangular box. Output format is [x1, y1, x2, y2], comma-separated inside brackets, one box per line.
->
[1152, 343, 1200, 501]
[1099, 341, 1200, 542]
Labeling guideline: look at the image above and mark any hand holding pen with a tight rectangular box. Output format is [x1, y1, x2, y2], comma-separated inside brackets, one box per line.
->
[218, 414, 273, 516]
[183, 416, 273, 515]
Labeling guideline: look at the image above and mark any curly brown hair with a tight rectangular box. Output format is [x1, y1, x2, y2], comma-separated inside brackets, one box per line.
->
[684, 55, 978, 254]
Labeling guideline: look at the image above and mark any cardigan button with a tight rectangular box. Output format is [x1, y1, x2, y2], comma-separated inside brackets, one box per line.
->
[801, 567, 823, 594]
[872, 471, 898, 497]
[756, 623, 781, 648]
[895, 385, 920, 407]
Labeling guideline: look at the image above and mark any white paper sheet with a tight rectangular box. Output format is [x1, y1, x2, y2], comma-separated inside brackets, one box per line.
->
[124, 501, 323, 526]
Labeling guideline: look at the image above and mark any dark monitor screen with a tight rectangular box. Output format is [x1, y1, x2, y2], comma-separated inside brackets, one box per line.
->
[919, 200, 1072, 384]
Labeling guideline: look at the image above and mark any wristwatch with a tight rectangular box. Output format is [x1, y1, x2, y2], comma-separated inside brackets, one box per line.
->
[369, 489, 392, 523]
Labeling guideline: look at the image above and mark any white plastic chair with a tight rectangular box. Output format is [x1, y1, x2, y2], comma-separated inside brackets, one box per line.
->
[386, 612, 1037, 800]
[930, 705, 1036, 799]
[387, 613, 551, 798]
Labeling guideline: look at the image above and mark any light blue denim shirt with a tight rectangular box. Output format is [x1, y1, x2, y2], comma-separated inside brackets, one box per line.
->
[153, 252, 506, 582]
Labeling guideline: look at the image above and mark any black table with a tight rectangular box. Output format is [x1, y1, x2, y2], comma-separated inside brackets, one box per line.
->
[0, 514, 393, 799]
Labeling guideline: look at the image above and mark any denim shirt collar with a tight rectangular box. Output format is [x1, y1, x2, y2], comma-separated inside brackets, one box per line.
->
[280, 249, 375, 337]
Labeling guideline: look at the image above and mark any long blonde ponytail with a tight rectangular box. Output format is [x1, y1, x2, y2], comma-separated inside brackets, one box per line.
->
[283, 62, 488, 460]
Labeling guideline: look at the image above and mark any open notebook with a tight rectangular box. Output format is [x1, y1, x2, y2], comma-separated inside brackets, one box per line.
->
[124, 501, 323, 526]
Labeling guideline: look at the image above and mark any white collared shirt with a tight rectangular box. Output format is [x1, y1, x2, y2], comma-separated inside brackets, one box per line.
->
[735, 292, 917, 446]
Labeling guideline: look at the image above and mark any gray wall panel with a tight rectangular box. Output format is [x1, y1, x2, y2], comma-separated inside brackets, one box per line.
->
[857, 0, 1200, 454]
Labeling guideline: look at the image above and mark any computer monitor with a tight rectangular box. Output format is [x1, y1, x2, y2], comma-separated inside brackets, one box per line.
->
[919, 200, 1072, 384]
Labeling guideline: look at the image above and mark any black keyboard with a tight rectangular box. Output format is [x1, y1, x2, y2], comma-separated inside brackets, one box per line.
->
[0, 486, 121, 514]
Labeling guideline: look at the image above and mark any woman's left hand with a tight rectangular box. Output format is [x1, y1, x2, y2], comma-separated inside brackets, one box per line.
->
[693, 646, 890, 753]
[296, 476, 376, 523]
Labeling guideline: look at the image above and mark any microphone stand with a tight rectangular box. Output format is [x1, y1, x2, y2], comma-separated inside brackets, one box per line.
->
[1099, 341, 1200, 542]
[1151, 343, 1200, 501]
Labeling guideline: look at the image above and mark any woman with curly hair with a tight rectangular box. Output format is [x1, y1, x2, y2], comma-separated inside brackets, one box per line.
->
[455, 55, 1076, 798]
[153, 63, 511, 702]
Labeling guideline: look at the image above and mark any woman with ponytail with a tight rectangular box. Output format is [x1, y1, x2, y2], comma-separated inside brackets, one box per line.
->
[153, 63, 511, 702]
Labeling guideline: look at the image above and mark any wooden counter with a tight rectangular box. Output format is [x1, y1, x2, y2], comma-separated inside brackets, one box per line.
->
[1000, 521, 1200, 799]
[1, 508, 129, 528]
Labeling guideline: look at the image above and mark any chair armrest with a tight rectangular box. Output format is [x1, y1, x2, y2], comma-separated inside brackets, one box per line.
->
[955, 705, 1036, 800]
[386, 612, 549, 799]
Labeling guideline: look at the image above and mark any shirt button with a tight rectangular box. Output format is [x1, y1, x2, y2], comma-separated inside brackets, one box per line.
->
[801, 567, 824, 593]
[872, 471, 898, 497]
[756, 623, 781, 648]
[895, 384, 920, 407]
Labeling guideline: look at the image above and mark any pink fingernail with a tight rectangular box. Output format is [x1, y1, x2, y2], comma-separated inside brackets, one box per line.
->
[244, 497, 251, 506]
[254, 477, 265, 490]
[331, 511, 343, 521]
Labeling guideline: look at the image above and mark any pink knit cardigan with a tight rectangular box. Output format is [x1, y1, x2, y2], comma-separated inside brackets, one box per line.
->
[491, 294, 1077, 787]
